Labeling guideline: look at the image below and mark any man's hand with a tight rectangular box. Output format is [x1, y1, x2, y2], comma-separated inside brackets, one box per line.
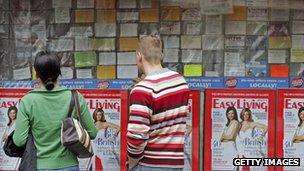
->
[128, 157, 140, 170]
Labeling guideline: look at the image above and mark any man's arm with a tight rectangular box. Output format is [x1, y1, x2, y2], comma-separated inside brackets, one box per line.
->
[127, 89, 152, 169]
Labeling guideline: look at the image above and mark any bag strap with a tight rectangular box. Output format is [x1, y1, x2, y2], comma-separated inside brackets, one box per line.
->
[72, 90, 84, 126]
[67, 90, 76, 118]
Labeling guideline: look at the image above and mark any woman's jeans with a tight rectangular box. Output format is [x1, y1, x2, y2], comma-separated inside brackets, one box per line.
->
[36, 166, 79, 171]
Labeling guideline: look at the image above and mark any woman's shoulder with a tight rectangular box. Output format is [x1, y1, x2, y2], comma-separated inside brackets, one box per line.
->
[230, 120, 239, 125]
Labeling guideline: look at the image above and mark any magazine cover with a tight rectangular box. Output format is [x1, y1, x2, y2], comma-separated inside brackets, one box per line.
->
[0, 88, 30, 170]
[277, 89, 304, 171]
[204, 89, 276, 171]
[184, 91, 200, 171]
[78, 90, 128, 171]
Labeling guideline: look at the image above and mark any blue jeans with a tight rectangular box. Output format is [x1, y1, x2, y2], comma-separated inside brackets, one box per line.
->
[131, 165, 183, 171]
[36, 166, 79, 171]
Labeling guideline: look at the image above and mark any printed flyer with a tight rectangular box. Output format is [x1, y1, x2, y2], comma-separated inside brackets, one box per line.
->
[78, 90, 128, 171]
[204, 89, 275, 171]
[277, 89, 304, 171]
[0, 88, 30, 170]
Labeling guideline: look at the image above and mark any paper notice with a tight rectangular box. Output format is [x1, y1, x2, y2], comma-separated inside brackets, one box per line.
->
[53, 0, 71, 8]
[183, 64, 202, 77]
[246, 0, 268, 7]
[183, 22, 202, 35]
[117, 65, 138, 78]
[291, 49, 304, 62]
[119, 38, 138, 51]
[161, 6, 181, 21]
[75, 37, 90, 51]
[117, 52, 136, 64]
[292, 35, 304, 49]
[270, 9, 289, 21]
[97, 65, 116, 79]
[77, 0, 94, 8]
[163, 36, 180, 48]
[90, 38, 115, 51]
[119, 0, 136, 9]
[74, 51, 97, 67]
[247, 21, 267, 35]
[96, 0, 116, 9]
[60, 67, 74, 79]
[224, 63, 245, 76]
[75, 9, 94, 23]
[99, 52, 116, 65]
[225, 21, 246, 35]
[120, 23, 138, 37]
[97, 10, 116, 23]
[247, 7, 268, 21]
[76, 69, 93, 79]
[181, 50, 202, 63]
[49, 39, 73, 52]
[292, 21, 304, 34]
[181, 35, 202, 49]
[225, 6, 247, 20]
[69, 26, 93, 37]
[13, 67, 31, 80]
[268, 50, 288, 63]
[163, 48, 179, 63]
[225, 36, 246, 50]
[140, 9, 159, 22]
[182, 9, 201, 21]
[117, 11, 138, 21]
[268, 36, 291, 49]
[95, 23, 116, 37]
[202, 35, 224, 50]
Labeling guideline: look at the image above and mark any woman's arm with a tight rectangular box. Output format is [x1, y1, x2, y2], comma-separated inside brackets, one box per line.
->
[12, 100, 29, 147]
[107, 122, 120, 131]
[1, 126, 8, 142]
[221, 121, 239, 142]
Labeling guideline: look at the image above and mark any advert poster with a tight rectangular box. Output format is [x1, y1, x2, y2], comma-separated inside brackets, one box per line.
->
[184, 91, 200, 171]
[77, 90, 128, 171]
[204, 89, 276, 171]
[0, 88, 30, 170]
[277, 89, 304, 171]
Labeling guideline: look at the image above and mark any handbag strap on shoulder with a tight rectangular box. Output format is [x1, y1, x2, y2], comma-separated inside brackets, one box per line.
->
[72, 90, 84, 126]
[67, 90, 76, 118]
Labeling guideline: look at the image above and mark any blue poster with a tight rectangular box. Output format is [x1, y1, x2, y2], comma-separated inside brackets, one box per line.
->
[224, 77, 289, 89]
[185, 77, 224, 90]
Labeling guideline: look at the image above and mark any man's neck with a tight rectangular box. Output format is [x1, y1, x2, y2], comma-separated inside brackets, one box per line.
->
[144, 64, 163, 75]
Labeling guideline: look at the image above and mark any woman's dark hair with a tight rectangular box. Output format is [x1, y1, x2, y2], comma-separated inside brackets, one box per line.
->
[240, 108, 254, 122]
[93, 108, 106, 123]
[34, 51, 61, 90]
[297, 107, 304, 127]
[225, 106, 238, 126]
[7, 106, 18, 126]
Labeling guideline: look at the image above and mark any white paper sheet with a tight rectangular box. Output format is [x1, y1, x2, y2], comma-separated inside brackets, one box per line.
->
[60, 67, 74, 79]
[117, 65, 138, 78]
[225, 36, 246, 49]
[69, 26, 93, 37]
[160, 22, 180, 35]
[202, 35, 224, 50]
[13, 67, 31, 80]
[247, 7, 268, 21]
[163, 49, 179, 63]
[163, 36, 180, 48]
[55, 8, 70, 23]
[117, 12, 139, 21]
[181, 35, 202, 49]
[75, 37, 90, 51]
[270, 9, 289, 21]
[181, 50, 202, 63]
[99, 52, 116, 65]
[95, 23, 116, 37]
[119, 0, 137, 8]
[225, 21, 246, 35]
[49, 39, 73, 52]
[292, 21, 304, 34]
[268, 50, 288, 63]
[117, 52, 136, 64]
[53, 0, 71, 8]
[120, 23, 138, 37]
[292, 35, 304, 49]
[77, 0, 94, 8]
[76, 69, 93, 79]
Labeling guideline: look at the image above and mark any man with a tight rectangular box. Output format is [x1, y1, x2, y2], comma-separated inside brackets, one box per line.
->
[127, 35, 190, 170]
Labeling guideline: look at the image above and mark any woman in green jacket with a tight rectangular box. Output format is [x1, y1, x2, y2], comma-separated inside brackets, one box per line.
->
[13, 52, 97, 171]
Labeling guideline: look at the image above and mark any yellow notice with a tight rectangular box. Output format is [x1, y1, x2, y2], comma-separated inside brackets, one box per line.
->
[225, 6, 247, 20]
[119, 38, 138, 51]
[161, 6, 181, 21]
[90, 38, 115, 51]
[97, 65, 116, 79]
[96, 10, 116, 23]
[291, 49, 304, 62]
[75, 9, 94, 23]
[269, 36, 291, 49]
[140, 9, 159, 22]
[184, 64, 202, 77]
[96, 0, 116, 9]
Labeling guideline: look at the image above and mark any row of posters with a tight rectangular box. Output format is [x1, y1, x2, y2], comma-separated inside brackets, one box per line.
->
[205, 89, 304, 171]
[0, 89, 200, 171]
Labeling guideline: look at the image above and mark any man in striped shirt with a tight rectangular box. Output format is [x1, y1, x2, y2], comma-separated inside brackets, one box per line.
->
[127, 35, 190, 170]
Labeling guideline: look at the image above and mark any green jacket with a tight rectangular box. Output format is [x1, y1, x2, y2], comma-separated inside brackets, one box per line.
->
[13, 86, 97, 169]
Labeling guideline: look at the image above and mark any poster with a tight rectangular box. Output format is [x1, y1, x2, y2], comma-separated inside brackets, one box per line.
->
[0, 89, 30, 170]
[277, 89, 304, 171]
[204, 89, 276, 171]
[76, 90, 128, 171]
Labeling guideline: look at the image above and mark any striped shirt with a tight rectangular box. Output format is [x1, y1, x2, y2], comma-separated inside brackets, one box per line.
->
[127, 68, 190, 168]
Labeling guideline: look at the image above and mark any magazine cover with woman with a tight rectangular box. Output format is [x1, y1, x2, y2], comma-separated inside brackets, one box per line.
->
[277, 89, 304, 171]
[204, 89, 276, 171]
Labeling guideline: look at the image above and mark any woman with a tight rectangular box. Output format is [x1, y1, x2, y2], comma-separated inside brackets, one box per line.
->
[91, 108, 120, 170]
[12, 52, 97, 171]
[2, 106, 18, 142]
[237, 108, 268, 158]
[220, 106, 240, 170]
[293, 107, 304, 165]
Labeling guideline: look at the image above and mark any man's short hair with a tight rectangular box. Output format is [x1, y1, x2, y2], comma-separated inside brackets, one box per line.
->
[137, 35, 164, 64]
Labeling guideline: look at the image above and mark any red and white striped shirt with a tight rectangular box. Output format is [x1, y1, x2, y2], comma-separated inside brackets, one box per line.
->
[127, 68, 190, 168]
